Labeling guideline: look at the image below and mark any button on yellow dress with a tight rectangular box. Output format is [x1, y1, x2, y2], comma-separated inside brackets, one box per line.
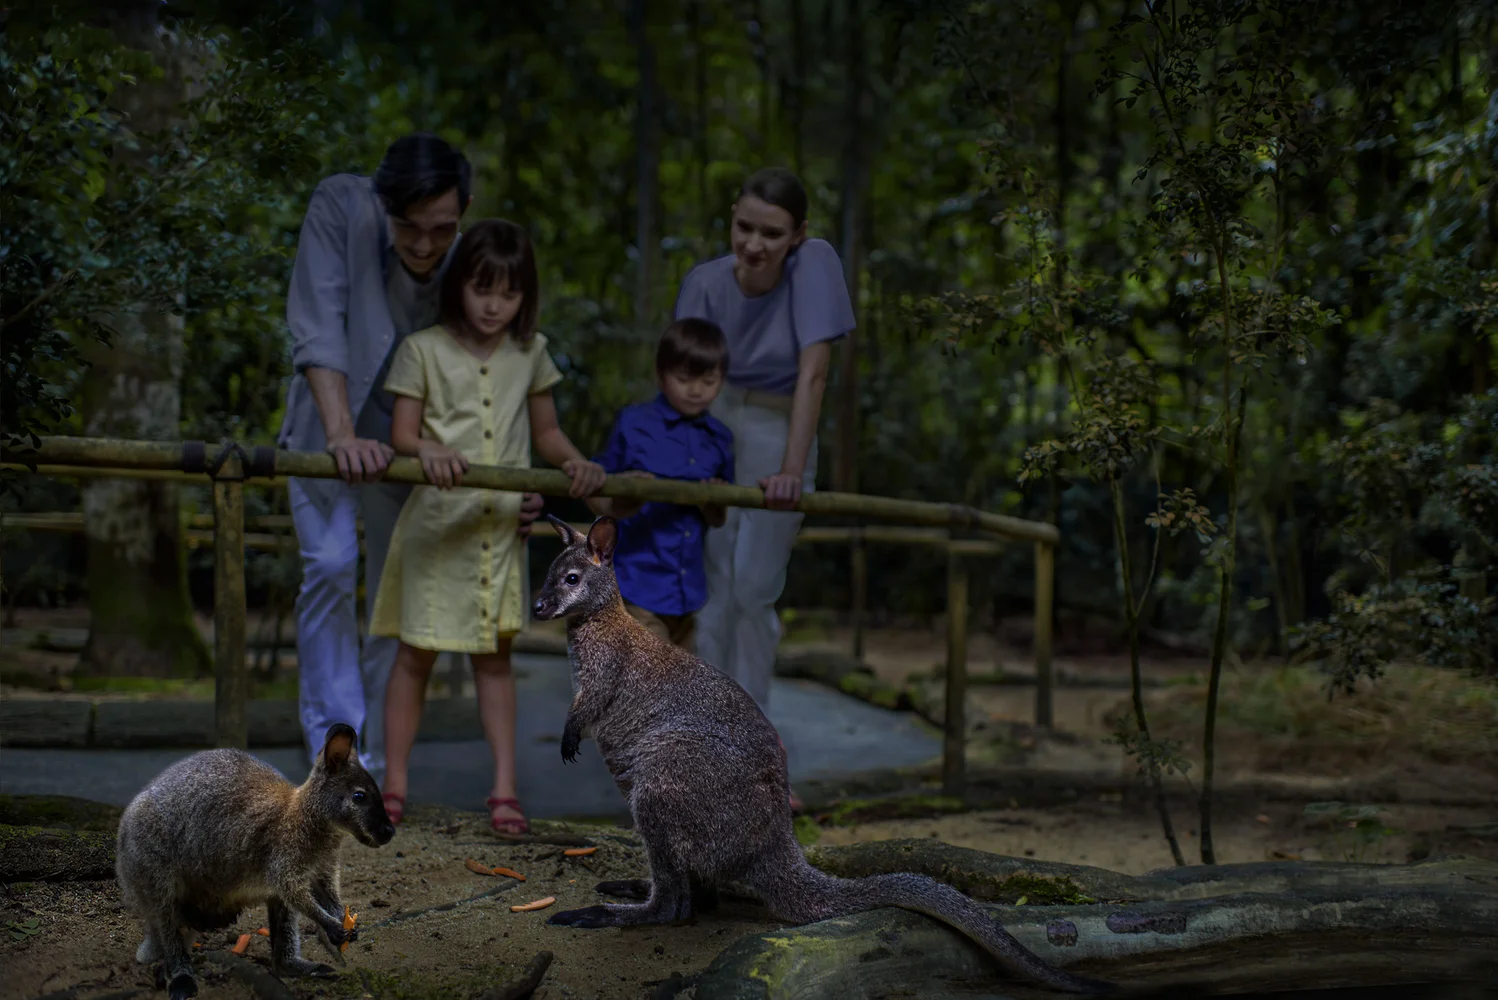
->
[369, 324, 563, 652]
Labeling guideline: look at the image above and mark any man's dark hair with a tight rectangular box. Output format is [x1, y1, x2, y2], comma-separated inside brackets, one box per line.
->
[656, 318, 729, 378]
[439, 219, 540, 344]
[374, 133, 472, 218]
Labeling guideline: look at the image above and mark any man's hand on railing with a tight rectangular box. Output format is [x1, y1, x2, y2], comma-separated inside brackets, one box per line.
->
[516, 492, 544, 538]
[326, 434, 394, 484]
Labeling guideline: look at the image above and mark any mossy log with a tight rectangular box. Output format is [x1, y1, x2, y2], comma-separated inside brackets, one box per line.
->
[696, 845, 1498, 998]
[0, 825, 117, 882]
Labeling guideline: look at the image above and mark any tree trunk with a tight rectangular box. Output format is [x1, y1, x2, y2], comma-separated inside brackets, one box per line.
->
[697, 843, 1498, 997]
[77, 2, 209, 681]
[628, 0, 659, 328]
[835, 0, 867, 496]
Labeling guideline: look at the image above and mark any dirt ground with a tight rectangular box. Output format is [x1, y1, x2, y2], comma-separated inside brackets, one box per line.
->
[3, 606, 1497, 998]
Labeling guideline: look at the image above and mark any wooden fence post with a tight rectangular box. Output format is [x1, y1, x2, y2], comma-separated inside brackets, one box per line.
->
[1034, 540, 1054, 729]
[850, 531, 868, 661]
[942, 546, 968, 797]
[213, 453, 248, 749]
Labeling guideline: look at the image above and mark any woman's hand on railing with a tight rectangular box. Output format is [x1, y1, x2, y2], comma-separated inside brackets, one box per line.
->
[759, 471, 803, 510]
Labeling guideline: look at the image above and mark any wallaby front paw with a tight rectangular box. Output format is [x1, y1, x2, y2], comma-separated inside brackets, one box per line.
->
[560, 721, 582, 764]
[548, 904, 614, 929]
[595, 878, 649, 900]
[313, 923, 350, 966]
[167, 972, 198, 1000]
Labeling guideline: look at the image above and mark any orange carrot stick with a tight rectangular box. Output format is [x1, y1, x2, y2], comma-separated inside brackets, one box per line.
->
[490, 866, 527, 881]
[562, 846, 597, 857]
[231, 933, 251, 955]
[254, 927, 269, 936]
[340, 905, 358, 953]
[509, 896, 556, 912]
[465, 857, 497, 876]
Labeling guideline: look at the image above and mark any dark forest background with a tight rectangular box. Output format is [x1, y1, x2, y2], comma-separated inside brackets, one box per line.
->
[3, 0, 1495, 688]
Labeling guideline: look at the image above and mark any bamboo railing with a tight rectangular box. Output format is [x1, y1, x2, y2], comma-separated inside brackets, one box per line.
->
[2, 436, 1061, 796]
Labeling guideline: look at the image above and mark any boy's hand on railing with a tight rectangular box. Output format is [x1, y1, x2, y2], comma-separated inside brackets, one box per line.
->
[610, 470, 654, 519]
[417, 441, 468, 489]
[326, 434, 393, 484]
[515, 492, 544, 538]
[700, 477, 729, 527]
[561, 459, 608, 498]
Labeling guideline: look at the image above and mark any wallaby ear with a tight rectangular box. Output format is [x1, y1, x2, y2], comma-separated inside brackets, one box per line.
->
[546, 513, 578, 546]
[586, 516, 618, 567]
[321, 722, 358, 772]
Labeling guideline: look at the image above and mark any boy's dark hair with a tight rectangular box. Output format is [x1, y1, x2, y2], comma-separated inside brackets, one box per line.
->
[657, 318, 729, 378]
[374, 133, 472, 218]
[440, 219, 540, 344]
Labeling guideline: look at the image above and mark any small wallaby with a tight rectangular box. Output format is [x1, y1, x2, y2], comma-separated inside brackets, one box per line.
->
[115, 723, 395, 1000]
[531, 515, 1117, 996]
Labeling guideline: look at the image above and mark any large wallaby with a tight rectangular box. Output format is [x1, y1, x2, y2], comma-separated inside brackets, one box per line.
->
[116, 723, 395, 1000]
[531, 515, 1116, 995]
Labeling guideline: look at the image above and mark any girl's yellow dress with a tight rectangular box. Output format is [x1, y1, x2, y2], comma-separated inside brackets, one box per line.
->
[369, 324, 563, 652]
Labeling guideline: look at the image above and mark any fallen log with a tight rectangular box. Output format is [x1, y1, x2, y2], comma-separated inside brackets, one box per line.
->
[695, 846, 1498, 998]
[0, 824, 117, 882]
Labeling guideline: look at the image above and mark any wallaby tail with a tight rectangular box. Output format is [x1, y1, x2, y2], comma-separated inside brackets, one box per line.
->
[768, 860, 1117, 995]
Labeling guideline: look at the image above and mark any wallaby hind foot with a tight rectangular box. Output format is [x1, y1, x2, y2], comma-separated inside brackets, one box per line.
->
[594, 877, 720, 912]
[166, 972, 197, 1000]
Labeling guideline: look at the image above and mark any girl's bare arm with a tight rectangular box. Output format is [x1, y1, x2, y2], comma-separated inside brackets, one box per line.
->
[391, 396, 426, 456]
[529, 391, 606, 497]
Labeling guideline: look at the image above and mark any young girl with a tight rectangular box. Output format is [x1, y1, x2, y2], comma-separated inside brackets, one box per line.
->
[369, 218, 606, 834]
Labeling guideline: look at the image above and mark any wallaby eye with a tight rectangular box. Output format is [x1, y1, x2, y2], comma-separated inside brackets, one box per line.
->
[565, 572, 580, 585]
[352, 790, 367, 804]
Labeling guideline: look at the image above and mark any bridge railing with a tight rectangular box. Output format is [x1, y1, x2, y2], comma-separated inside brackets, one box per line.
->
[2, 436, 1061, 795]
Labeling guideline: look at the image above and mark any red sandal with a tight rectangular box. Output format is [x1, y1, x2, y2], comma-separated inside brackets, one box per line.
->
[382, 792, 406, 826]
[487, 796, 529, 835]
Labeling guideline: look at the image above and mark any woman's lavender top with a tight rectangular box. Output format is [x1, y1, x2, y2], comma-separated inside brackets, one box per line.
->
[672, 238, 856, 395]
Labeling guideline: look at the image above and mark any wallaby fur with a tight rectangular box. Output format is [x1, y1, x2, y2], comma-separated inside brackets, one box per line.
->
[531, 515, 1117, 995]
[115, 723, 395, 1000]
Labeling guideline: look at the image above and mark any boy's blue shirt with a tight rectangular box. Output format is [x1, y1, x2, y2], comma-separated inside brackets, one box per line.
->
[593, 393, 735, 617]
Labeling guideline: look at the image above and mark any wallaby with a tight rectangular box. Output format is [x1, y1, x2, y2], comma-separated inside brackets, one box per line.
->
[115, 723, 395, 1000]
[531, 515, 1117, 995]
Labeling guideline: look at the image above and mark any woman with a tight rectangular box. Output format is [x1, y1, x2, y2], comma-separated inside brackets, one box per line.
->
[673, 167, 856, 716]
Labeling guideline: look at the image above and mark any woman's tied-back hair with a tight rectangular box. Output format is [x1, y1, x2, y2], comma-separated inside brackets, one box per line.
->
[440, 219, 540, 344]
[374, 133, 472, 218]
[739, 167, 808, 230]
[656, 318, 729, 379]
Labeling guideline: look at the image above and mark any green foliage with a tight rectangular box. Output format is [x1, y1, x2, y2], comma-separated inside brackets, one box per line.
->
[2, 10, 351, 471]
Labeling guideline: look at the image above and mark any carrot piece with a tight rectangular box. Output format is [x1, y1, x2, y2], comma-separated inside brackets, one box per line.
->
[254, 927, 269, 936]
[562, 846, 597, 857]
[231, 933, 251, 956]
[509, 896, 556, 912]
[340, 905, 358, 953]
[489, 866, 527, 881]
[465, 857, 497, 876]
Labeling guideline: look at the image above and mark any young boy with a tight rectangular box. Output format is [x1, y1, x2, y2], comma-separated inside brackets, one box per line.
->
[588, 318, 734, 652]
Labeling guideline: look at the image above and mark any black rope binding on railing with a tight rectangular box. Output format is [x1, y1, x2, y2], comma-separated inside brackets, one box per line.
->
[182, 441, 277, 481]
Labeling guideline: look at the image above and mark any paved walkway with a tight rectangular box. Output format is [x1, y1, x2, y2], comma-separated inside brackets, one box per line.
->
[0, 653, 940, 818]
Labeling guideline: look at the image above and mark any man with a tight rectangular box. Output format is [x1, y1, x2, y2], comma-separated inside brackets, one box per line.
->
[278, 133, 543, 786]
